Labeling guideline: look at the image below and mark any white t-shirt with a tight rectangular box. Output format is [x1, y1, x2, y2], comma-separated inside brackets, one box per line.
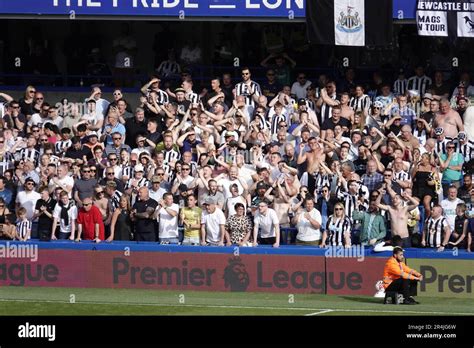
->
[296, 208, 322, 242]
[201, 208, 226, 243]
[440, 198, 464, 231]
[149, 187, 167, 203]
[43, 116, 64, 129]
[219, 178, 244, 200]
[254, 208, 279, 238]
[291, 80, 312, 99]
[53, 203, 78, 234]
[225, 196, 247, 216]
[158, 203, 179, 239]
[49, 176, 75, 198]
[15, 190, 41, 220]
[28, 113, 47, 128]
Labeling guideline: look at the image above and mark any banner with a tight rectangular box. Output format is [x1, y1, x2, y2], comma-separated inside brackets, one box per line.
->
[0, 0, 305, 18]
[306, 0, 393, 47]
[416, 0, 474, 38]
[0, 248, 376, 295]
[409, 259, 474, 298]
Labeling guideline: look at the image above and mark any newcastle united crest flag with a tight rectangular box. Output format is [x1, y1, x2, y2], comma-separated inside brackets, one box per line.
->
[416, 0, 474, 38]
[306, 0, 393, 46]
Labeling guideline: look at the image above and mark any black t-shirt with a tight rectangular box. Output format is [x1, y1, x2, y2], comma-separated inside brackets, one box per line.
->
[65, 146, 92, 161]
[321, 117, 351, 131]
[35, 198, 57, 231]
[125, 118, 148, 148]
[261, 81, 282, 99]
[133, 198, 158, 234]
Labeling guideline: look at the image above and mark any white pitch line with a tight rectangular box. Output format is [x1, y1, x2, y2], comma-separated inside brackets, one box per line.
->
[0, 298, 472, 316]
[305, 309, 334, 316]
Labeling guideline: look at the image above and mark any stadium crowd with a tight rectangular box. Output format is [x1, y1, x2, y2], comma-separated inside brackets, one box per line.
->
[0, 63, 473, 252]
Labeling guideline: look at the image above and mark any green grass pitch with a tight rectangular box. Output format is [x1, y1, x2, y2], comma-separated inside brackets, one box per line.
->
[0, 287, 472, 316]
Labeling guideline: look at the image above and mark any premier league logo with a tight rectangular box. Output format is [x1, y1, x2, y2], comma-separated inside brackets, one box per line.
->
[336, 6, 363, 33]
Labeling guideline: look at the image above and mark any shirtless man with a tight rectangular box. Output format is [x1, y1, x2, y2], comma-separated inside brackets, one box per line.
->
[376, 179, 420, 247]
[434, 98, 464, 138]
[297, 136, 325, 174]
[340, 92, 355, 123]
[93, 184, 111, 226]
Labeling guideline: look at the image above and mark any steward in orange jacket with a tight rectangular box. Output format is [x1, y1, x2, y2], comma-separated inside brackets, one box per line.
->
[382, 247, 423, 304]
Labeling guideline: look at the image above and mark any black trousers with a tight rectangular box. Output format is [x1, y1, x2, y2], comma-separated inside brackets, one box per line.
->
[386, 278, 418, 299]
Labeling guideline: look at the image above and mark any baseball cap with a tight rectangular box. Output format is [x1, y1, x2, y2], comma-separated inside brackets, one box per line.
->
[204, 196, 217, 205]
[422, 93, 433, 100]
[373, 101, 383, 108]
[228, 140, 239, 148]
[297, 98, 306, 106]
[256, 182, 268, 190]
[174, 87, 186, 94]
[178, 184, 188, 192]
[25, 177, 35, 185]
[434, 127, 444, 136]
[151, 175, 161, 183]
[134, 164, 144, 172]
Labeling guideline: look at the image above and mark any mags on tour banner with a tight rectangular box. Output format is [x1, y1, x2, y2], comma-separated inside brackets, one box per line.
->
[417, 0, 474, 38]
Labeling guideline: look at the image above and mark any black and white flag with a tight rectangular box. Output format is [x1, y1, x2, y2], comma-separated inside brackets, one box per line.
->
[306, 0, 393, 47]
[417, 0, 474, 38]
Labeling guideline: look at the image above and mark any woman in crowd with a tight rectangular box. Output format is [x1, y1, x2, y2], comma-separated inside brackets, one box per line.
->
[109, 194, 132, 241]
[321, 202, 352, 248]
[225, 202, 253, 246]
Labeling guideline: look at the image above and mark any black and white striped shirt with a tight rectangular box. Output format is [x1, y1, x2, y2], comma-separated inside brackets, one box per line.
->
[318, 94, 337, 126]
[16, 220, 31, 240]
[121, 165, 134, 180]
[325, 215, 352, 246]
[55, 140, 72, 155]
[394, 170, 411, 182]
[235, 81, 261, 108]
[163, 149, 181, 164]
[424, 216, 448, 248]
[300, 172, 332, 197]
[110, 190, 123, 211]
[336, 186, 369, 220]
[146, 88, 169, 105]
[393, 79, 408, 96]
[349, 94, 371, 114]
[18, 148, 40, 166]
[407, 75, 432, 97]
[434, 137, 454, 157]
[458, 141, 474, 162]
[125, 177, 150, 191]
[186, 91, 200, 104]
[270, 113, 286, 135]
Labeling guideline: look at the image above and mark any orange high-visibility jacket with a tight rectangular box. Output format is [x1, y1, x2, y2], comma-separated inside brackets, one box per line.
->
[382, 256, 421, 289]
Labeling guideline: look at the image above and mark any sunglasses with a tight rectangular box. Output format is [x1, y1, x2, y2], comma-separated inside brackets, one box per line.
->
[32, 129, 40, 132]
[90, 168, 97, 172]
[335, 208, 343, 211]
[182, 168, 190, 171]
[107, 172, 115, 175]
[29, 90, 36, 94]
[242, 73, 250, 76]
[156, 173, 165, 176]
[109, 158, 118, 161]
[40, 139, 48, 142]
[267, 74, 275, 76]
[113, 138, 121, 140]
[447, 147, 455, 149]
[82, 170, 90, 173]
[12, 106, 20, 109]
[95, 191, 104, 195]
[26, 182, 34, 186]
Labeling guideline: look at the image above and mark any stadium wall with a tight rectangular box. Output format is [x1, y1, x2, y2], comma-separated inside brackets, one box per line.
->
[0, 242, 472, 298]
